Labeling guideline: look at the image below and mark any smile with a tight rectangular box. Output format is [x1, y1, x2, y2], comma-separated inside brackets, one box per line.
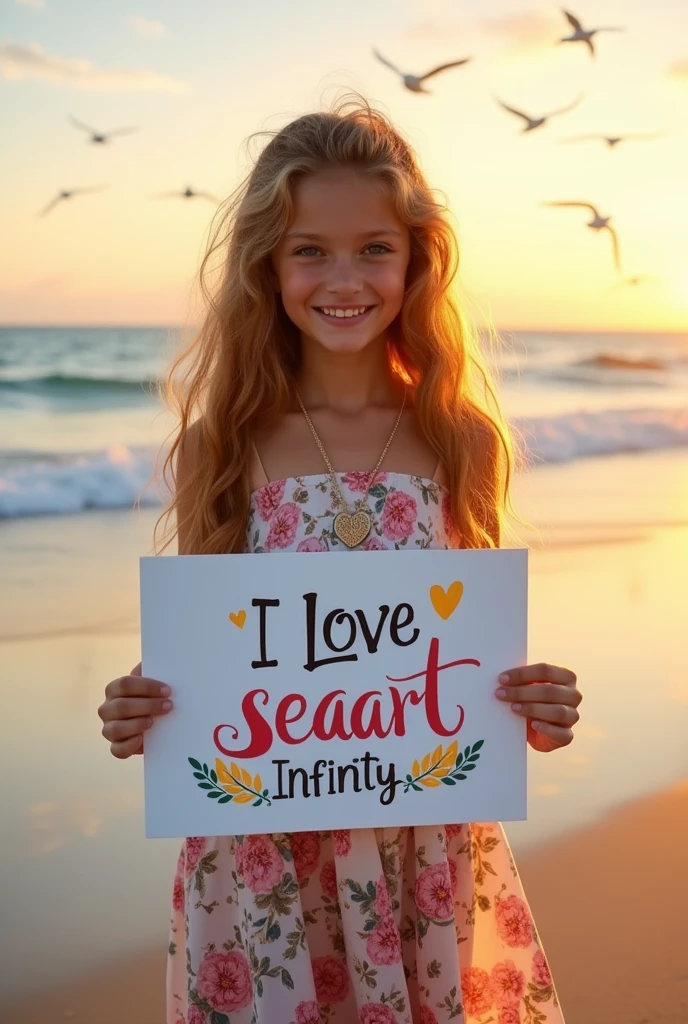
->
[313, 305, 375, 325]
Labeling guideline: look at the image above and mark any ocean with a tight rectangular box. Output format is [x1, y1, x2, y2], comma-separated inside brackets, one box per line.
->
[1, 325, 687, 519]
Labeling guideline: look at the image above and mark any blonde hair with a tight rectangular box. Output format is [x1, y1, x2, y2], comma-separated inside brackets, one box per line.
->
[154, 93, 519, 555]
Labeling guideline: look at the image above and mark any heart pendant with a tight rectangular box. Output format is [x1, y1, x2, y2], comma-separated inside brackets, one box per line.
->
[333, 509, 372, 548]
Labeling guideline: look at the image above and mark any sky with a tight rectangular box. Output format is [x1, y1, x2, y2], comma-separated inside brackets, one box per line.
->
[1, 0, 687, 332]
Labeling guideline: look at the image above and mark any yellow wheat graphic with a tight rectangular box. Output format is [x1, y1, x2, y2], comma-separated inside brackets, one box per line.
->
[187, 756, 271, 807]
[404, 739, 484, 793]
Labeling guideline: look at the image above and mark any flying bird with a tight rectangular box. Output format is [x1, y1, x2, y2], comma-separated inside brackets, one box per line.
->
[561, 133, 664, 148]
[495, 94, 584, 133]
[38, 186, 110, 218]
[152, 185, 219, 204]
[68, 116, 138, 144]
[373, 49, 471, 93]
[558, 10, 625, 56]
[542, 201, 622, 273]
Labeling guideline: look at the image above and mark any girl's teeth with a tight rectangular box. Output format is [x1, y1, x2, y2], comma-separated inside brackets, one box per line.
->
[320, 307, 368, 318]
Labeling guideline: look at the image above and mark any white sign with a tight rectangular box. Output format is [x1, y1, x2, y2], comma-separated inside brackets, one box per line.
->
[140, 549, 528, 838]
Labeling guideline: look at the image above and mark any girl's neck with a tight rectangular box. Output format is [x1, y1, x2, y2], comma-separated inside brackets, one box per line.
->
[294, 334, 403, 414]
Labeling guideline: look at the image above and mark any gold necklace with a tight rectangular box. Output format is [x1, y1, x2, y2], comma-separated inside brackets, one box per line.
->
[294, 388, 407, 548]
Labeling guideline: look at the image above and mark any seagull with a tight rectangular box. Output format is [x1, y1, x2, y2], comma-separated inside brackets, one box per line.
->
[373, 49, 471, 93]
[558, 10, 625, 56]
[561, 133, 664, 148]
[542, 201, 622, 273]
[38, 186, 110, 218]
[495, 94, 584, 132]
[152, 185, 219, 204]
[68, 116, 138, 144]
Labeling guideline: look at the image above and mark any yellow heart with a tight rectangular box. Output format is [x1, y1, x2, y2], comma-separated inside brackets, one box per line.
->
[228, 610, 246, 629]
[429, 581, 464, 620]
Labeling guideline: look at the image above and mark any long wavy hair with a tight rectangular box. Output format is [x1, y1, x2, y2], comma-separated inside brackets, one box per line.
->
[153, 93, 520, 555]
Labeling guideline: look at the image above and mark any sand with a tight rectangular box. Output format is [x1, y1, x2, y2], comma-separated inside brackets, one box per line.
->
[3, 781, 686, 1024]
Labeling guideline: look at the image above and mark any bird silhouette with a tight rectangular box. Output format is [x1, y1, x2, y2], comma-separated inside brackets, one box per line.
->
[38, 186, 110, 218]
[558, 10, 625, 56]
[561, 133, 664, 148]
[542, 201, 622, 273]
[152, 185, 219, 204]
[68, 116, 138, 144]
[373, 49, 471, 93]
[495, 94, 584, 133]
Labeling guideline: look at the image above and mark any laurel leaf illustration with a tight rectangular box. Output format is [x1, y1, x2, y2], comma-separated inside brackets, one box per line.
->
[230, 762, 241, 780]
[255, 774, 262, 792]
[215, 760, 234, 785]
[432, 743, 442, 764]
[412, 759, 420, 777]
[240, 767, 252, 788]
[233, 790, 254, 804]
[420, 776, 442, 788]
[421, 751, 432, 773]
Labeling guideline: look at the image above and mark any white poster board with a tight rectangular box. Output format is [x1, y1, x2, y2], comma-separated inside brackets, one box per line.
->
[140, 549, 528, 838]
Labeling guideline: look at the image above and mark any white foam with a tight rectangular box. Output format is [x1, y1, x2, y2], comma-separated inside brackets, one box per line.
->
[1, 406, 687, 518]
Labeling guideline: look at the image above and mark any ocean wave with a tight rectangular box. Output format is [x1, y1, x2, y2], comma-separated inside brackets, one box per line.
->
[1, 406, 687, 518]
[0, 373, 157, 395]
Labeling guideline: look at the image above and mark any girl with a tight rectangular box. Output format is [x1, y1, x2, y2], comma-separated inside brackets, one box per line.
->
[98, 95, 582, 1024]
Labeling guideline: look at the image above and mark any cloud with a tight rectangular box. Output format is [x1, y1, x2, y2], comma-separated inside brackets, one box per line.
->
[0, 41, 189, 92]
[126, 15, 167, 38]
[14, 0, 45, 8]
[479, 9, 559, 55]
[667, 60, 688, 83]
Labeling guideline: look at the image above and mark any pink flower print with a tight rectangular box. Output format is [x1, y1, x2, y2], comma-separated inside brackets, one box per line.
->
[498, 1009, 522, 1024]
[359, 1004, 397, 1024]
[448, 857, 458, 894]
[255, 480, 286, 521]
[381, 490, 417, 541]
[491, 960, 526, 1008]
[188, 1009, 207, 1024]
[332, 829, 351, 856]
[172, 874, 185, 913]
[374, 873, 392, 917]
[363, 535, 387, 551]
[312, 955, 350, 1004]
[320, 859, 338, 902]
[236, 834, 283, 893]
[185, 837, 206, 877]
[494, 894, 534, 948]
[296, 537, 327, 552]
[265, 502, 301, 550]
[445, 823, 464, 840]
[342, 471, 388, 492]
[414, 862, 454, 920]
[294, 1001, 321, 1024]
[365, 914, 402, 966]
[290, 831, 321, 878]
[532, 948, 553, 989]
[196, 951, 252, 1013]
[419, 1008, 439, 1024]
[461, 966, 493, 1017]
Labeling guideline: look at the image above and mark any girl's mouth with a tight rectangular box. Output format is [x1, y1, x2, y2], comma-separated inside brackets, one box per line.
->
[313, 305, 375, 326]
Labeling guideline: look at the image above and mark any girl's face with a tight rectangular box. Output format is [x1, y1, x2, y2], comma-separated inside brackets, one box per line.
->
[271, 168, 411, 356]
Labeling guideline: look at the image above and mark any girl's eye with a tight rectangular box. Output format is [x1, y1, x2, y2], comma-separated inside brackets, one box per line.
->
[293, 244, 392, 257]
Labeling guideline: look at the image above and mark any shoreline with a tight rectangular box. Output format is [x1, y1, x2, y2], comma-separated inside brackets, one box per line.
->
[3, 780, 685, 1023]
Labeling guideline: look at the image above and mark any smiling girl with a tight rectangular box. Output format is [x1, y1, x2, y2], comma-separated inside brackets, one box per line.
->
[98, 95, 581, 1023]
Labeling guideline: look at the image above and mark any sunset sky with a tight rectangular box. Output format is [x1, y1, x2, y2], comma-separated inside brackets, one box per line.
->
[1, 0, 687, 331]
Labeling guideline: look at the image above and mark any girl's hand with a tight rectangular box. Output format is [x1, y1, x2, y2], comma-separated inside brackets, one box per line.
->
[97, 662, 174, 759]
[495, 662, 581, 753]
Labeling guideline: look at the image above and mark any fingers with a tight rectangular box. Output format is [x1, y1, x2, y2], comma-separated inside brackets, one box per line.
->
[530, 720, 574, 747]
[110, 734, 146, 759]
[99, 694, 173, 723]
[499, 662, 577, 688]
[509, 702, 580, 727]
[101, 671, 171, 707]
[495, 681, 582, 707]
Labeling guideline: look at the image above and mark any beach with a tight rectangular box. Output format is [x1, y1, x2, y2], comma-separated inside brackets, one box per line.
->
[1, 445, 687, 1023]
[1, 325, 687, 1021]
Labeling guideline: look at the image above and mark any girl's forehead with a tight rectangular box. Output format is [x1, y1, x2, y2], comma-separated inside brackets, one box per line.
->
[289, 170, 404, 232]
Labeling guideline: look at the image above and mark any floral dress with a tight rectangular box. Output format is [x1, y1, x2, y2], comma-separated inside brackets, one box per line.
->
[167, 472, 564, 1024]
